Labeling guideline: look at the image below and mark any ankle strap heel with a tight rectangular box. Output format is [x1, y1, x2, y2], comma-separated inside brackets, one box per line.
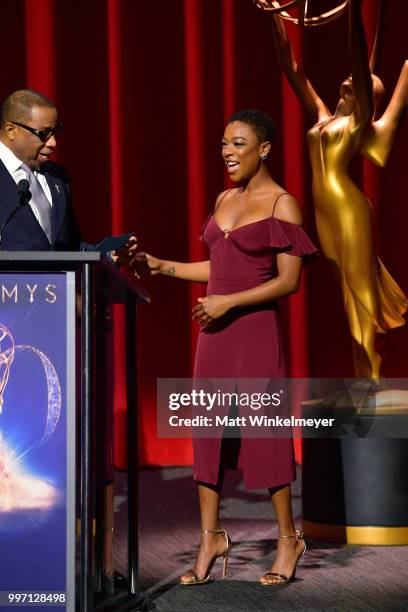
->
[280, 529, 304, 541]
[260, 529, 306, 586]
[179, 529, 232, 585]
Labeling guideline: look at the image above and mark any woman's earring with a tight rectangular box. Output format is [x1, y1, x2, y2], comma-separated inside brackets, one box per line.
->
[261, 154, 268, 161]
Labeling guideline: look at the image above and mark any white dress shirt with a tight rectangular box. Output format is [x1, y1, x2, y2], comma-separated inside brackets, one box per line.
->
[0, 140, 53, 229]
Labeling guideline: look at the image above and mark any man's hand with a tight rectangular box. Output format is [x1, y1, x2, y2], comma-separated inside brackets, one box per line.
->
[110, 234, 138, 266]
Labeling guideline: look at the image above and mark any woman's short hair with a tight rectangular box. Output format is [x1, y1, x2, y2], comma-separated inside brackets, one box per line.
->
[227, 109, 276, 143]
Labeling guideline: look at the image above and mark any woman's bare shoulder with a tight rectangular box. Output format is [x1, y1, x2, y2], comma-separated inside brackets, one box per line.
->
[215, 188, 239, 202]
[214, 188, 239, 208]
[273, 192, 303, 226]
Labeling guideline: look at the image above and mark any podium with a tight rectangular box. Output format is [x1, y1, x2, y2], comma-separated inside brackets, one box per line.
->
[0, 252, 150, 611]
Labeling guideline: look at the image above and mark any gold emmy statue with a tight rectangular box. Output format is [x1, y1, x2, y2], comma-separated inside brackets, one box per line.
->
[257, 0, 408, 378]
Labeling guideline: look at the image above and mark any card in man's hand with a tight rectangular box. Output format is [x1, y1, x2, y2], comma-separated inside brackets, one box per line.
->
[89, 232, 134, 253]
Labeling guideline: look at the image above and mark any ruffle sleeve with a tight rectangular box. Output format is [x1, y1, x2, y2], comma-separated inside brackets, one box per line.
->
[268, 218, 318, 261]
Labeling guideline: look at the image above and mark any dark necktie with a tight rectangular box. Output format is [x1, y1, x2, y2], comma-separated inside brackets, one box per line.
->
[21, 164, 53, 243]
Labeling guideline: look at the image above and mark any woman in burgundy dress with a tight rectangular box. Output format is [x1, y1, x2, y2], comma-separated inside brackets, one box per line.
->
[141, 109, 316, 585]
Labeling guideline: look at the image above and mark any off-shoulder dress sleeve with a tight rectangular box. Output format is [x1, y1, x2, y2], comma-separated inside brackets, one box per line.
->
[268, 218, 318, 261]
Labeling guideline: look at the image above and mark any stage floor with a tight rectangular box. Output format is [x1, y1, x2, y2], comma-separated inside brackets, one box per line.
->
[112, 467, 408, 611]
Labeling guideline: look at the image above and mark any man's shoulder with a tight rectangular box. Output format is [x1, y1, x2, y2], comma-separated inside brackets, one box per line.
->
[41, 160, 69, 183]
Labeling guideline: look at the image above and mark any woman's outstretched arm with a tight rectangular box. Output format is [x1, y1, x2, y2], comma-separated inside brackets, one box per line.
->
[137, 253, 210, 283]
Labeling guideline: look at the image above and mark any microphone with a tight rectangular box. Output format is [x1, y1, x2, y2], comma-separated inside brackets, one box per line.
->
[0, 179, 32, 250]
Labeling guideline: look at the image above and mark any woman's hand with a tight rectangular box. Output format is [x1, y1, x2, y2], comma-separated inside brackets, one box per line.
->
[133, 252, 164, 276]
[192, 295, 233, 327]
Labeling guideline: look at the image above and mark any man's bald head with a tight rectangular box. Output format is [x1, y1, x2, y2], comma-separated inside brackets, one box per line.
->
[0, 89, 55, 127]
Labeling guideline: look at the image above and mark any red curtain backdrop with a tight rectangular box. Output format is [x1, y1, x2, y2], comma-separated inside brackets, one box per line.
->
[2, 0, 407, 468]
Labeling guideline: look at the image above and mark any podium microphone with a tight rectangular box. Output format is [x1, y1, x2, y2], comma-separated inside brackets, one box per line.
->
[0, 179, 31, 250]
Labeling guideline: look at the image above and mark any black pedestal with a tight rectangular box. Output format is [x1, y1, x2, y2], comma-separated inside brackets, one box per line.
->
[302, 406, 408, 545]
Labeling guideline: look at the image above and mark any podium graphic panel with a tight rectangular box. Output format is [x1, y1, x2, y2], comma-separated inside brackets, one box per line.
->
[0, 272, 75, 611]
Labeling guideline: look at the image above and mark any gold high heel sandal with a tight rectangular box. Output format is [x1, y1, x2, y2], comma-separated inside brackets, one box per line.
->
[179, 528, 232, 586]
[260, 529, 306, 586]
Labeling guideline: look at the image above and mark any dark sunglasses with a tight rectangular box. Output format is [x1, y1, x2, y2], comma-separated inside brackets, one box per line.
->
[11, 121, 63, 142]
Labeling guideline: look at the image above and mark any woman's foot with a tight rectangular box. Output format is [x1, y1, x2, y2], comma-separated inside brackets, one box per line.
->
[260, 530, 306, 585]
[179, 529, 231, 585]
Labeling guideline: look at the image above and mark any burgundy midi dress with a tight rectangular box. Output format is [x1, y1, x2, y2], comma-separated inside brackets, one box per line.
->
[193, 204, 317, 490]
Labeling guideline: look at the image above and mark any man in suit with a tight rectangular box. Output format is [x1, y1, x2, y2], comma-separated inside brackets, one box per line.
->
[0, 89, 136, 256]
[0, 89, 85, 250]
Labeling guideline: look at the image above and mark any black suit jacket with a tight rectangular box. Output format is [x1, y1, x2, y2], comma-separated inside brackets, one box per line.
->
[0, 158, 83, 250]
